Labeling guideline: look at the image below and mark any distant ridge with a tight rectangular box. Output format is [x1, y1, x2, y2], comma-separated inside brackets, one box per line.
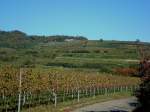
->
[0, 29, 87, 48]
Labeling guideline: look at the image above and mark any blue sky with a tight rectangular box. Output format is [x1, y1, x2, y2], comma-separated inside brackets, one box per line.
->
[0, 0, 150, 41]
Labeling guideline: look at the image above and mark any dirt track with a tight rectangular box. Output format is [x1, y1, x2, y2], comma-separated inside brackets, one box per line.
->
[72, 97, 138, 112]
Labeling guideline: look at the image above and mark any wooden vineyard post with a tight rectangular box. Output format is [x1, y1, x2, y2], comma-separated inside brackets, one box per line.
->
[53, 92, 57, 107]
[18, 68, 22, 112]
[86, 88, 88, 96]
[23, 91, 26, 105]
[77, 90, 80, 102]
[98, 87, 100, 95]
[93, 88, 96, 98]
[71, 89, 74, 99]
[105, 88, 107, 95]
[126, 86, 128, 92]
[120, 86, 123, 92]
[90, 87, 92, 96]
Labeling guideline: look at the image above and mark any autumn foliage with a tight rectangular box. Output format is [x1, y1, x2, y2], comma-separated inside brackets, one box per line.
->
[114, 67, 138, 76]
[0, 66, 140, 111]
[134, 58, 150, 112]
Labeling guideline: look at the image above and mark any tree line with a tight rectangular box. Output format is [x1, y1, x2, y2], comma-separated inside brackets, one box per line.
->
[0, 30, 87, 48]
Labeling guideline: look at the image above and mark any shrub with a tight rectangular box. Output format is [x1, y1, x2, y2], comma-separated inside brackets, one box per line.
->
[114, 67, 138, 76]
[134, 58, 150, 112]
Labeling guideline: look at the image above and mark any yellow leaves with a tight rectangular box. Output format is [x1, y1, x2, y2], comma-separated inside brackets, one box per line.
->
[0, 65, 18, 95]
[0, 66, 140, 96]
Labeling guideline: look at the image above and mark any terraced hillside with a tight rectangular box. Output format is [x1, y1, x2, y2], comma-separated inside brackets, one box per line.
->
[1, 30, 150, 75]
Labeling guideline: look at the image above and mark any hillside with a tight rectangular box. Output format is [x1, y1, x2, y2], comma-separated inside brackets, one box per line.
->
[0, 29, 149, 75]
[0, 30, 143, 111]
[0, 30, 87, 48]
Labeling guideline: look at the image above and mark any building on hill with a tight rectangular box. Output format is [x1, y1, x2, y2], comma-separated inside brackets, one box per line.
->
[65, 39, 75, 42]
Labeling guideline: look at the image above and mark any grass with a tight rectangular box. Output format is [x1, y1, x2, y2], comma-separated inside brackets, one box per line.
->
[0, 40, 141, 68]
[22, 91, 133, 112]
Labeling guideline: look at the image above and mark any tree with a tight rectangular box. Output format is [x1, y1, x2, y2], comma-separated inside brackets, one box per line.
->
[135, 39, 140, 43]
[133, 47, 150, 112]
[99, 38, 103, 42]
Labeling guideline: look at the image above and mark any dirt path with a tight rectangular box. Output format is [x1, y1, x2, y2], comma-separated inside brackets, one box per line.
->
[72, 97, 138, 112]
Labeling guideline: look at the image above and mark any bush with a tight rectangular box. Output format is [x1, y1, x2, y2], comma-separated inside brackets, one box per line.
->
[93, 49, 101, 53]
[134, 59, 150, 112]
[113, 67, 138, 76]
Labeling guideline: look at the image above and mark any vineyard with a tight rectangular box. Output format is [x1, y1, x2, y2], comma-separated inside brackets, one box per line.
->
[0, 2, 149, 111]
[0, 66, 140, 111]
